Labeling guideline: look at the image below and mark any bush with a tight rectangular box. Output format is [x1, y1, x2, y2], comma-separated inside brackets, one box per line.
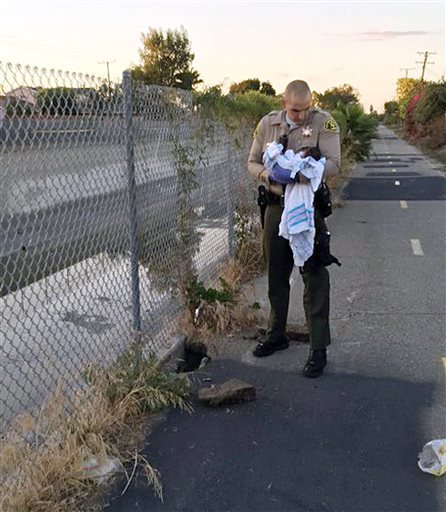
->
[396, 78, 423, 119]
[414, 82, 446, 124]
[426, 116, 446, 149]
[193, 87, 281, 129]
[5, 98, 34, 117]
[37, 87, 78, 116]
[403, 91, 424, 139]
[383, 100, 400, 125]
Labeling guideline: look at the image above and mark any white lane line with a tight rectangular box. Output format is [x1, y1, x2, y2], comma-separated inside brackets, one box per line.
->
[395, 181, 400, 186]
[400, 200, 408, 209]
[410, 239, 424, 256]
[442, 358, 446, 377]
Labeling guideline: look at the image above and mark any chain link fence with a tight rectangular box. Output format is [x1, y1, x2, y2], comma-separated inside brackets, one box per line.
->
[0, 62, 256, 433]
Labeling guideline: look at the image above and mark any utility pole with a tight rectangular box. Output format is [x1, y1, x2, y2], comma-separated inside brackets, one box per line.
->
[98, 59, 115, 96]
[400, 67, 415, 79]
[416, 51, 436, 81]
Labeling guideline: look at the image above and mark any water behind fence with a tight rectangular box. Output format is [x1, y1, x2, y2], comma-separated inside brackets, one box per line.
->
[0, 62, 254, 432]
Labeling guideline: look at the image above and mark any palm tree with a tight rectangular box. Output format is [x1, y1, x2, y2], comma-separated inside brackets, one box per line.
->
[332, 103, 378, 161]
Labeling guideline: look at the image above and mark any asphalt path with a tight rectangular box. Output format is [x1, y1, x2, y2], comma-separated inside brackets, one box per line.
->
[104, 126, 446, 512]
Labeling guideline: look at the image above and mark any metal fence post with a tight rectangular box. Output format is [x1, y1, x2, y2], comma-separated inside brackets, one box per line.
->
[122, 70, 142, 366]
[227, 143, 235, 255]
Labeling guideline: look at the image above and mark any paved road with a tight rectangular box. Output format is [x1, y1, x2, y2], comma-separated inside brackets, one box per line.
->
[103, 126, 446, 512]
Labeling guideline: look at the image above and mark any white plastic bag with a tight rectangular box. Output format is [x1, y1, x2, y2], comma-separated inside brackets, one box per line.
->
[418, 439, 446, 476]
[80, 454, 122, 483]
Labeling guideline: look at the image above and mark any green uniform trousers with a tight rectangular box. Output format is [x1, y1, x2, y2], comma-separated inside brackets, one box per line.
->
[263, 203, 331, 350]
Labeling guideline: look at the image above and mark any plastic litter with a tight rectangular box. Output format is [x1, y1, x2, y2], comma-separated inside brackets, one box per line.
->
[418, 439, 446, 476]
[80, 454, 122, 483]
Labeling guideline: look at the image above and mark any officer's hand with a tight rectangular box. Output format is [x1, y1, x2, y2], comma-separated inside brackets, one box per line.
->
[259, 169, 270, 184]
[269, 163, 292, 185]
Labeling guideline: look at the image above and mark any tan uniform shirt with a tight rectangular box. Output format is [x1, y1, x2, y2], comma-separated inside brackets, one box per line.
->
[247, 108, 341, 196]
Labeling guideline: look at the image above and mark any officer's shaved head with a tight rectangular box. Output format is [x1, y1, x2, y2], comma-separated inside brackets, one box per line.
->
[283, 80, 312, 123]
[283, 80, 312, 101]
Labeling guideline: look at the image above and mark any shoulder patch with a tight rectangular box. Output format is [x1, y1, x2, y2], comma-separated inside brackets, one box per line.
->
[324, 117, 339, 132]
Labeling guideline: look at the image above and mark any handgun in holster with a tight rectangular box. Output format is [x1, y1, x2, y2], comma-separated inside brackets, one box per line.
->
[257, 185, 268, 229]
[302, 145, 332, 219]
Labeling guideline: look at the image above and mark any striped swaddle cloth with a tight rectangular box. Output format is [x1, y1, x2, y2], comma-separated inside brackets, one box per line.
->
[279, 184, 317, 267]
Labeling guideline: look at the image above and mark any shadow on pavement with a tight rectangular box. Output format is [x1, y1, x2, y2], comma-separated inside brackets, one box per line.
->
[343, 176, 446, 201]
[103, 359, 440, 512]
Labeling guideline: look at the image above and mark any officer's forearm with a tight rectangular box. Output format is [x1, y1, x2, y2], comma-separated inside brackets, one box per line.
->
[323, 158, 340, 178]
[247, 160, 267, 181]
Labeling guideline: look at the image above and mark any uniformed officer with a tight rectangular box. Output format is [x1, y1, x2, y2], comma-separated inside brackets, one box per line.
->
[247, 80, 341, 378]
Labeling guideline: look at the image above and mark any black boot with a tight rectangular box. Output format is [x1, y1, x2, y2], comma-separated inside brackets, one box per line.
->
[302, 349, 327, 378]
[252, 337, 289, 357]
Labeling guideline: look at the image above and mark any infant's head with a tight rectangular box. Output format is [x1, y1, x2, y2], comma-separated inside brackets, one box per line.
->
[302, 147, 322, 160]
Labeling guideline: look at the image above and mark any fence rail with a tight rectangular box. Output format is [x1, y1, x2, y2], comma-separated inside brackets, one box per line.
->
[0, 62, 254, 433]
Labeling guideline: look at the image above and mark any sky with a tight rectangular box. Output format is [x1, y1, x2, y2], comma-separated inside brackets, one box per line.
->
[1, 0, 445, 112]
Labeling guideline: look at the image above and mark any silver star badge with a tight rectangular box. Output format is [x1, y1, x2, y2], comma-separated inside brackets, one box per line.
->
[302, 126, 313, 138]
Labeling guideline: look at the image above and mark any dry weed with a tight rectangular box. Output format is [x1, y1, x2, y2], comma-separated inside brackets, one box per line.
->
[180, 257, 263, 346]
[0, 354, 190, 512]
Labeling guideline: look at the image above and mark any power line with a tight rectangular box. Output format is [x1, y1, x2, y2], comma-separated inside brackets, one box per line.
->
[399, 67, 415, 79]
[416, 51, 436, 81]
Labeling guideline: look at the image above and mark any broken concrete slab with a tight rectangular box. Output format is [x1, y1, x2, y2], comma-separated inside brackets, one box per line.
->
[198, 378, 256, 407]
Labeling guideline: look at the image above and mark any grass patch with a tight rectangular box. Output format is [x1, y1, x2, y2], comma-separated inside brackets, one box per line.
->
[180, 256, 263, 344]
[0, 347, 191, 512]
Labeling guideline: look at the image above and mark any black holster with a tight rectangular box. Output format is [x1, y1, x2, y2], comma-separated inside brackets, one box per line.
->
[313, 182, 332, 218]
[301, 230, 341, 273]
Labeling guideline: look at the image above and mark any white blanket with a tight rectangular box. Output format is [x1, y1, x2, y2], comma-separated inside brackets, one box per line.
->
[278, 161, 325, 267]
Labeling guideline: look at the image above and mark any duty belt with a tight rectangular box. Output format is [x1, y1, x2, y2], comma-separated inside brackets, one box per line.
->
[267, 191, 285, 207]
